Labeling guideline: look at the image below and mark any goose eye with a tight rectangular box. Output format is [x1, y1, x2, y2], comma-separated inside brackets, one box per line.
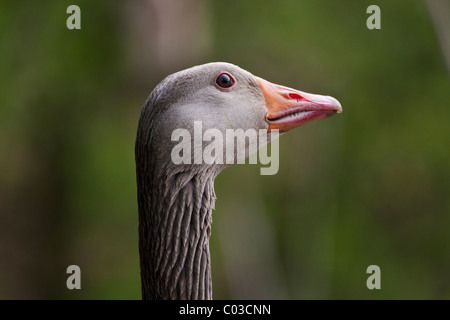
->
[215, 72, 235, 89]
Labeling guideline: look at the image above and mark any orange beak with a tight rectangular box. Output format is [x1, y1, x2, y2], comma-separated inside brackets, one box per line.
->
[256, 77, 342, 133]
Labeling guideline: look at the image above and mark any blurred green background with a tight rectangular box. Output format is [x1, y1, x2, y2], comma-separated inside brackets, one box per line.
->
[0, 0, 449, 299]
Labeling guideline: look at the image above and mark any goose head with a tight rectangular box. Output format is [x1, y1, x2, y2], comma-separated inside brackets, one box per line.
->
[137, 62, 342, 173]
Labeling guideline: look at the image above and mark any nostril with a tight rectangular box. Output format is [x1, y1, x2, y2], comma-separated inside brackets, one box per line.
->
[289, 93, 304, 101]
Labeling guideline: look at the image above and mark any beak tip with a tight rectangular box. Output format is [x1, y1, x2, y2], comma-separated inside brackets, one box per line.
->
[328, 96, 343, 114]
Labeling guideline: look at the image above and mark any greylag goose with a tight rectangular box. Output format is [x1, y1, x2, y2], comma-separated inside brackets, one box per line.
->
[135, 62, 342, 300]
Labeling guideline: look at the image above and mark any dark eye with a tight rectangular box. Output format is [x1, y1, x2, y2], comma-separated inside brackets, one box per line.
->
[215, 72, 235, 89]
